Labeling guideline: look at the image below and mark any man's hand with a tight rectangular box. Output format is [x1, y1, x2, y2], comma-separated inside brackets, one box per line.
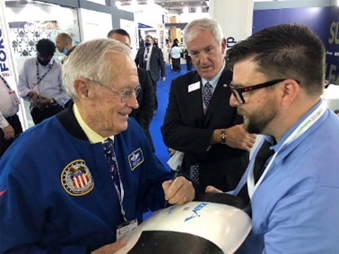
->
[225, 125, 256, 152]
[205, 185, 223, 194]
[91, 239, 126, 254]
[168, 147, 176, 156]
[2, 125, 15, 140]
[162, 176, 195, 205]
[28, 92, 39, 105]
[161, 77, 166, 82]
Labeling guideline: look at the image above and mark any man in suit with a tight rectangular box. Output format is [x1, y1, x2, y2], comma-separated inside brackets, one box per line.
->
[161, 18, 256, 196]
[135, 35, 166, 113]
[108, 29, 156, 152]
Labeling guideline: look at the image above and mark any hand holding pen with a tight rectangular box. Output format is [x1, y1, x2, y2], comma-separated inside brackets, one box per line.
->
[162, 165, 195, 207]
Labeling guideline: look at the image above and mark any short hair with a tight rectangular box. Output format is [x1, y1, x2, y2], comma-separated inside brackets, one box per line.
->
[36, 38, 56, 58]
[107, 29, 131, 43]
[183, 18, 223, 47]
[58, 33, 72, 45]
[226, 23, 325, 97]
[62, 38, 131, 99]
[145, 35, 153, 42]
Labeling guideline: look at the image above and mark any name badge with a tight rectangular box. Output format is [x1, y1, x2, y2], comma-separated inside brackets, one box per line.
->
[188, 81, 200, 93]
[9, 91, 20, 106]
[116, 219, 138, 240]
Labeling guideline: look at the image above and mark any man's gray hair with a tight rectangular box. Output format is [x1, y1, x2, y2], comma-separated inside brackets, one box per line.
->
[183, 18, 224, 47]
[63, 38, 131, 99]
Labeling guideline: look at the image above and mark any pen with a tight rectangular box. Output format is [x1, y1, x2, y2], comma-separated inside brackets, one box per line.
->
[164, 165, 181, 208]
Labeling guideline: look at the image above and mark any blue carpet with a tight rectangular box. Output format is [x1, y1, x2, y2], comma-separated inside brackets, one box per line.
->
[150, 63, 194, 167]
[143, 63, 194, 220]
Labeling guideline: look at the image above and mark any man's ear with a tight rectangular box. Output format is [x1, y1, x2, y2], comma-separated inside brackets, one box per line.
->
[74, 77, 90, 99]
[281, 79, 300, 106]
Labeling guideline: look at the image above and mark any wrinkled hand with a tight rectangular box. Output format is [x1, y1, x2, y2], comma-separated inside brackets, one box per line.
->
[161, 77, 166, 82]
[205, 185, 223, 194]
[162, 176, 195, 205]
[225, 125, 256, 152]
[91, 239, 126, 254]
[168, 147, 176, 156]
[2, 124, 15, 140]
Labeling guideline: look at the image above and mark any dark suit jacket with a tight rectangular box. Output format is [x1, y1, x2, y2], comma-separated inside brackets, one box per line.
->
[135, 46, 166, 82]
[130, 68, 155, 152]
[161, 68, 249, 194]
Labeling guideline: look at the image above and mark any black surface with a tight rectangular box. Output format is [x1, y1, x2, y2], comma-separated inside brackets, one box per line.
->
[194, 193, 248, 210]
[128, 230, 223, 254]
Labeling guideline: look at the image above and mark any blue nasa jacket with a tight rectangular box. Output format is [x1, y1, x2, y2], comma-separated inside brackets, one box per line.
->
[0, 105, 173, 253]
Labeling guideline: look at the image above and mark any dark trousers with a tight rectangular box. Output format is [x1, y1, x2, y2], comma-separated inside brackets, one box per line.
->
[186, 55, 192, 71]
[0, 114, 23, 157]
[31, 106, 64, 125]
[172, 58, 181, 72]
[151, 79, 158, 111]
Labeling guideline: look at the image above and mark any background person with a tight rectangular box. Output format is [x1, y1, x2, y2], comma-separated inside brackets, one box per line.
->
[135, 35, 166, 114]
[55, 32, 77, 63]
[161, 18, 256, 195]
[107, 28, 156, 152]
[0, 75, 23, 158]
[17, 38, 69, 125]
[208, 23, 339, 253]
[0, 38, 195, 254]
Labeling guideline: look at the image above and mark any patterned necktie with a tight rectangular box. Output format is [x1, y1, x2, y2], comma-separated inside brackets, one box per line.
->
[103, 138, 121, 192]
[203, 82, 213, 113]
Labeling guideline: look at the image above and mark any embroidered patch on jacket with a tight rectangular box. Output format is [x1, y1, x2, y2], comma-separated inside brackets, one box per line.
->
[61, 160, 94, 196]
[128, 148, 144, 171]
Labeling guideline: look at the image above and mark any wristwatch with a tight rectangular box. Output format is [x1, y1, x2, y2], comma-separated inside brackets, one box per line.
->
[220, 129, 227, 145]
[50, 98, 55, 104]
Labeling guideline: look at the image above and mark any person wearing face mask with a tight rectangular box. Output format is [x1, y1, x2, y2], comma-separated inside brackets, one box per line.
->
[17, 38, 70, 125]
[135, 35, 166, 113]
[55, 32, 77, 64]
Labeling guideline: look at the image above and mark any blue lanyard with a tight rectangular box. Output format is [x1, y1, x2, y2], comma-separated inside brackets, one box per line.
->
[36, 60, 54, 85]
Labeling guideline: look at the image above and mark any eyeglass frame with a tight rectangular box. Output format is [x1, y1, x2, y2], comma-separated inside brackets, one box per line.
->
[229, 78, 299, 104]
[86, 78, 141, 102]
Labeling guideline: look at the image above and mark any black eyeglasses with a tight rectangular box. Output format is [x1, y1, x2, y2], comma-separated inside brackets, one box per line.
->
[87, 79, 141, 102]
[230, 79, 289, 104]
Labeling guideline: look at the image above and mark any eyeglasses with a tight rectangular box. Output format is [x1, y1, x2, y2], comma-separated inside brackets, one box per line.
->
[230, 79, 288, 104]
[87, 79, 141, 102]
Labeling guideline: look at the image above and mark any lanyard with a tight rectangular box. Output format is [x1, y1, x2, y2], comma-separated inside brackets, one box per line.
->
[0, 75, 12, 90]
[247, 100, 327, 199]
[36, 60, 54, 85]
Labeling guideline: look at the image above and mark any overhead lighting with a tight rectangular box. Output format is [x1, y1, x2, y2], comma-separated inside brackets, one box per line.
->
[196, 6, 202, 13]
[131, 0, 138, 6]
[115, 1, 121, 7]
[148, 0, 154, 5]
[183, 6, 188, 13]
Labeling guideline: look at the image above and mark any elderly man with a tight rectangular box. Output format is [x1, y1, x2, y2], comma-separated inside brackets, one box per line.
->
[0, 38, 195, 253]
[208, 24, 339, 253]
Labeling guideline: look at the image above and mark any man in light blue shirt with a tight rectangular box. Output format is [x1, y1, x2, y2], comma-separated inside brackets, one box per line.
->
[207, 24, 339, 253]
[17, 38, 70, 124]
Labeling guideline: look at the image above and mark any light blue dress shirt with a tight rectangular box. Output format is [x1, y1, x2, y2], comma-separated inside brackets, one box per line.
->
[234, 99, 339, 253]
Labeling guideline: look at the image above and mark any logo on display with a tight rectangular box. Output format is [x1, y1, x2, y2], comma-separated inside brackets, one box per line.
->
[184, 202, 208, 222]
[128, 148, 144, 171]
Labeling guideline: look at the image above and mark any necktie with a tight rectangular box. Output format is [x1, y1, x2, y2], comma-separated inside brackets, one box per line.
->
[103, 138, 121, 193]
[237, 140, 275, 203]
[253, 140, 275, 184]
[203, 82, 213, 113]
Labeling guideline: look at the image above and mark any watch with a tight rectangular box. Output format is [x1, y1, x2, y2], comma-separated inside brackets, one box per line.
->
[220, 129, 227, 145]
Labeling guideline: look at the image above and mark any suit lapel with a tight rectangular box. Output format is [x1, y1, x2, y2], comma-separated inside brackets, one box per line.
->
[204, 68, 233, 126]
[187, 72, 205, 126]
